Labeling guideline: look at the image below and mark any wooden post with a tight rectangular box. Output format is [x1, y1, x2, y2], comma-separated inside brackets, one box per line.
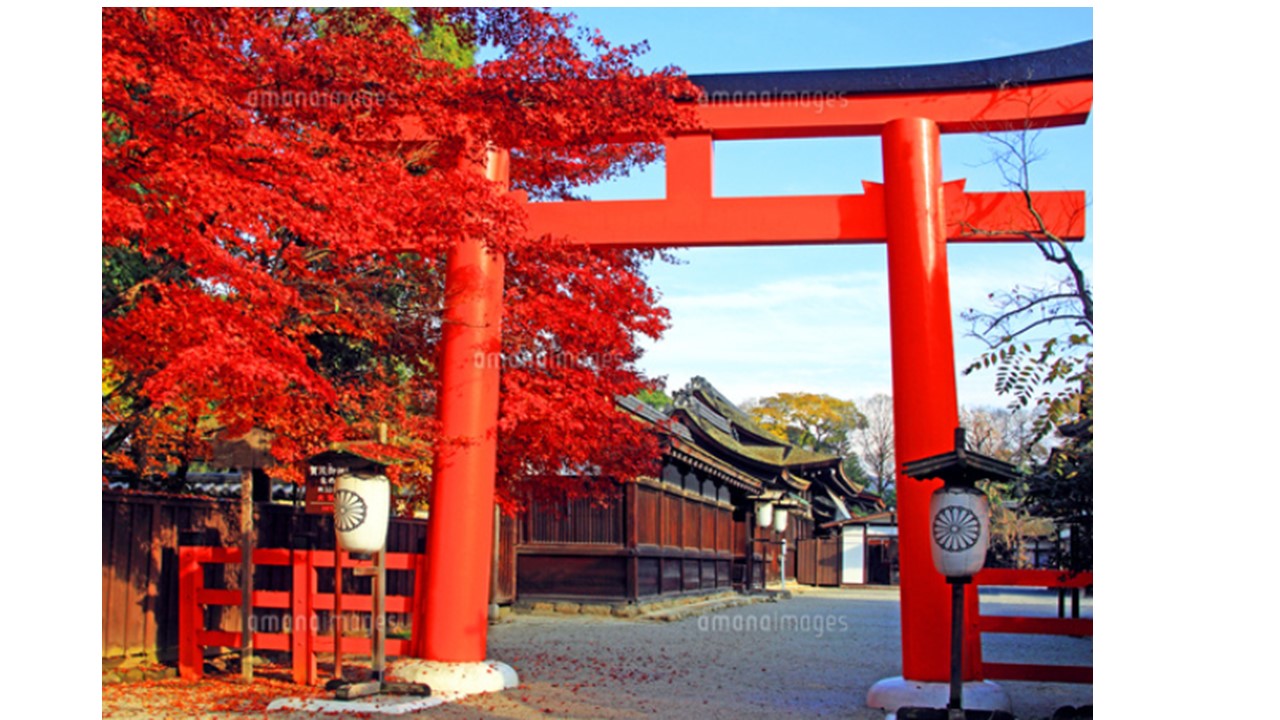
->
[291, 549, 314, 685]
[624, 482, 638, 601]
[374, 549, 387, 682]
[178, 546, 203, 680]
[489, 504, 500, 622]
[334, 536, 344, 681]
[948, 580, 965, 717]
[240, 468, 254, 681]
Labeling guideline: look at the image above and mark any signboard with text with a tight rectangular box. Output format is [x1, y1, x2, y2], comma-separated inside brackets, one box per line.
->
[303, 450, 386, 515]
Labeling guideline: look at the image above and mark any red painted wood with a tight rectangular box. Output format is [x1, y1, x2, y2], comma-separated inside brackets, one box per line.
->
[312, 594, 413, 614]
[304, 550, 316, 684]
[196, 588, 291, 609]
[200, 630, 292, 653]
[882, 117, 977, 683]
[665, 133, 713, 200]
[420, 149, 509, 662]
[313, 636, 413, 657]
[290, 549, 312, 684]
[974, 568, 1093, 588]
[178, 547, 202, 679]
[979, 615, 1092, 637]
[310, 550, 418, 571]
[526, 187, 1083, 249]
[983, 662, 1092, 684]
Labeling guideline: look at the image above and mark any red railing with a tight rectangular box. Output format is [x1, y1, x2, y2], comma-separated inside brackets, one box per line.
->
[974, 568, 1093, 684]
[178, 547, 421, 684]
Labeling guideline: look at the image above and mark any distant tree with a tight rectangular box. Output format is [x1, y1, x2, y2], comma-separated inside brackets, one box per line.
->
[853, 393, 895, 506]
[961, 127, 1092, 570]
[961, 128, 1092, 443]
[635, 386, 673, 411]
[745, 391, 867, 465]
[1027, 417, 1092, 572]
[960, 406, 1050, 568]
[960, 406, 1044, 470]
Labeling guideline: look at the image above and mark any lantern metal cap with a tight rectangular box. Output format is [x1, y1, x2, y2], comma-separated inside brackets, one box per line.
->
[902, 428, 1021, 488]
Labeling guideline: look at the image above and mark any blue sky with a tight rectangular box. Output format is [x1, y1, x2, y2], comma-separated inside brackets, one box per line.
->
[545, 6, 1093, 410]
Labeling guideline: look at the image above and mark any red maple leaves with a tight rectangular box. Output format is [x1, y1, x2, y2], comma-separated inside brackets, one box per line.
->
[103, 8, 695, 506]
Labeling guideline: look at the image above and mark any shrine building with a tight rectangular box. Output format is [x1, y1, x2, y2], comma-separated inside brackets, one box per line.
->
[509, 377, 885, 604]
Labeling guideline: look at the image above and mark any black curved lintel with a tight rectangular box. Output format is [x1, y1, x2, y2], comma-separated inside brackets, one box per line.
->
[686, 40, 1092, 102]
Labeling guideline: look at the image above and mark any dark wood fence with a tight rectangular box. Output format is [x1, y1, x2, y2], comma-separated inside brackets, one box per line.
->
[102, 490, 428, 663]
[796, 536, 841, 587]
[516, 479, 739, 601]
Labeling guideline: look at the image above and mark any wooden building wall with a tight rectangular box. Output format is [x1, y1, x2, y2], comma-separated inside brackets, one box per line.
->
[515, 470, 748, 603]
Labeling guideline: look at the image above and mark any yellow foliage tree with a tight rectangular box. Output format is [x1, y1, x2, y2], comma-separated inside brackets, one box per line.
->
[746, 392, 867, 461]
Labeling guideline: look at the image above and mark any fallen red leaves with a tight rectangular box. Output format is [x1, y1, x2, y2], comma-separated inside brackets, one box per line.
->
[102, 675, 325, 718]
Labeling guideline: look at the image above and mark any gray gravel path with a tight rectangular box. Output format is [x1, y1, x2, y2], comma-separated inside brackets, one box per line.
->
[427, 586, 1092, 720]
[100, 585, 1092, 718]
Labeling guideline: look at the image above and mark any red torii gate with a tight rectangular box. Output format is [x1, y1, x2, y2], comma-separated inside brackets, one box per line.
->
[402, 42, 1091, 700]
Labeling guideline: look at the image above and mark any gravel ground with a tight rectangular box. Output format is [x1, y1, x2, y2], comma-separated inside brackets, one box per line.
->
[102, 586, 1092, 719]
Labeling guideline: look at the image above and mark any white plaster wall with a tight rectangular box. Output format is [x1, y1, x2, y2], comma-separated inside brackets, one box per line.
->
[841, 526, 865, 584]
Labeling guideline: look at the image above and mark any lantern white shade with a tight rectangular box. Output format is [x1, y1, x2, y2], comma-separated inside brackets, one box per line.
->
[928, 486, 990, 578]
[334, 473, 391, 553]
[773, 506, 789, 533]
[756, 502, 774, 529]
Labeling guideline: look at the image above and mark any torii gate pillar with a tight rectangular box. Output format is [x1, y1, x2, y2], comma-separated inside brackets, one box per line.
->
[881, 117, 980, 682]
[388, 148, 519, 696]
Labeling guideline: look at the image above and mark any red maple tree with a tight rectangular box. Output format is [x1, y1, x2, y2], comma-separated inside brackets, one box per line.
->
[103, 8, 695, 508]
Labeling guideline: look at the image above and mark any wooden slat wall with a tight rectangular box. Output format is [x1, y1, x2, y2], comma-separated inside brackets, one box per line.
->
[663, 493, 679, 547]
[102, 491, 431, 662]
[817, 537, 840, 586]
[524, 491, 624, 545]
[797, 538, 817, 586]
[636, 486, 660, 545]
[518, 479, 746, 601]
[796, 537, 842, 587]
[495, 512, 518, 604]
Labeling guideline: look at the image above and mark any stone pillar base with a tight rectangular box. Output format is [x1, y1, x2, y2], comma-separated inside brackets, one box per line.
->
[868, 676, 1011, 716]
[385, 659, 519, 700]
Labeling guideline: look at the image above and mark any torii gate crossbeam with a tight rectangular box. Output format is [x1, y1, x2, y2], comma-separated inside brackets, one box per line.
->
[407, 40, 1092, 699]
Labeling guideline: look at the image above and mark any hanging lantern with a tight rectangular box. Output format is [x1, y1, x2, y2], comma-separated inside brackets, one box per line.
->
[755, 502, 774, 529]
[773, 506, 789, 533]
[335, 473, 391, 553]
[928, 486, 990, 579]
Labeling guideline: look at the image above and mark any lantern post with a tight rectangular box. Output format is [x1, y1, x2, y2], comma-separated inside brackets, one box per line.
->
[896, 428, 1021, 720]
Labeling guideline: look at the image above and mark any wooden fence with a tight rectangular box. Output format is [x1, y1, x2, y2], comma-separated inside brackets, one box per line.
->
[178, 546, 422, 684]
[102, 490, 427, 663]
[795, 537, 841, 587]
[974, 568, 1094, 684]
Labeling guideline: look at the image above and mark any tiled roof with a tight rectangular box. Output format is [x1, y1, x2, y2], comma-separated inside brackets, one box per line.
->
[620, 379, 879, 514]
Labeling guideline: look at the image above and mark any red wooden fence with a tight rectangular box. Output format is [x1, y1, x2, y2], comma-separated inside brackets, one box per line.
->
[178, 546, 423, 685]
[974, 568, 1093, 684]
[103, 490, 429, 663]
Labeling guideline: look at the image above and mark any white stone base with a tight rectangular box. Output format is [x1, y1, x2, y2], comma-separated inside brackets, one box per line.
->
[868, 676, 1011, 717]
[385, 658, 519, 700]
[265, 660, 518, 715]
